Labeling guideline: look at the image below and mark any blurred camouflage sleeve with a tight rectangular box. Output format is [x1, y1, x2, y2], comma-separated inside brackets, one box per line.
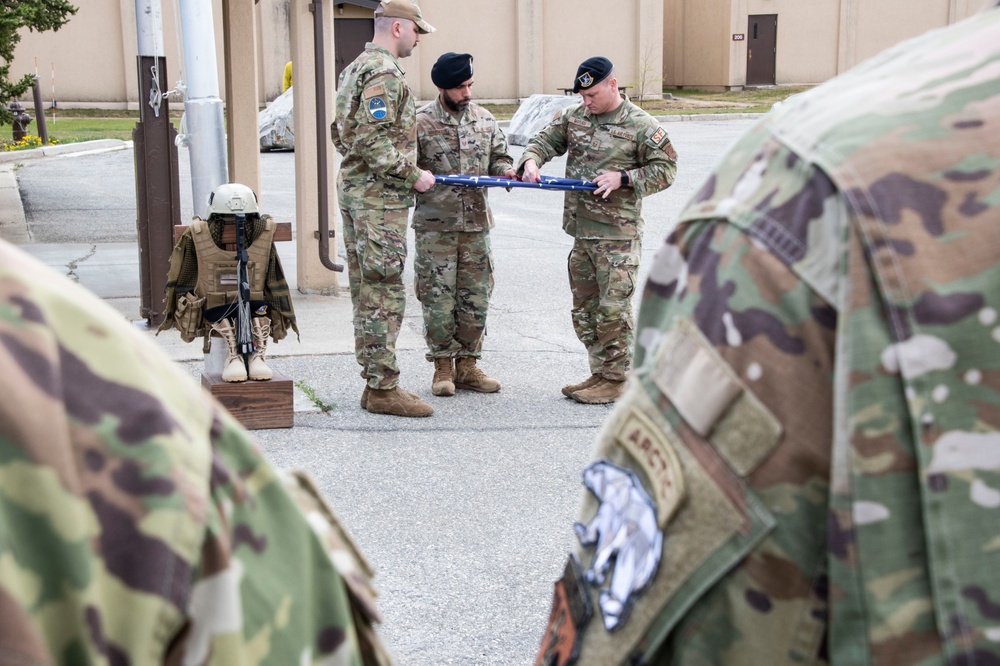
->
[546, 211, 837, 665]
[0, 240, 375, 666]
[518, 109, 570, 172]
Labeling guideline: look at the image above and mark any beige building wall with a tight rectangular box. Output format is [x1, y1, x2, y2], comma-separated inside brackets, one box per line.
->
[410, 0, 518, 101]
[664, 0, 986, 89]
[744, 0, 840, 84]
[664, 0, 732, 88]
[9, 0, 987, 106]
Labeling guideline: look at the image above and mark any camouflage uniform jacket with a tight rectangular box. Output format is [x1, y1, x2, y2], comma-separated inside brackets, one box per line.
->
[332, 42, 421, 211]
[0, 240, 385, 665]
[544, 6, 1000, 665]
[412, 98, 514, 233]
[517, 97, 677, 240]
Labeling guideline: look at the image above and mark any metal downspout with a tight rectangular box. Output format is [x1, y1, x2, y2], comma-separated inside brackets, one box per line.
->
[311, 0, 344, 272]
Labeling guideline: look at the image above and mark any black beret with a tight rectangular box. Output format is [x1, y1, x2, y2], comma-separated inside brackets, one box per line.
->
[431, 52, 474, 90]
[573, 56, 614, 93]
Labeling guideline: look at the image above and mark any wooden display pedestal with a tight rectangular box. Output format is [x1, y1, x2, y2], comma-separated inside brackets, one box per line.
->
[202, 369, 294, 430]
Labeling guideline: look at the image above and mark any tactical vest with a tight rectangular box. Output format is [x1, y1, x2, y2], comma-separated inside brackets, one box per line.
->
[190, 217, 275, 310]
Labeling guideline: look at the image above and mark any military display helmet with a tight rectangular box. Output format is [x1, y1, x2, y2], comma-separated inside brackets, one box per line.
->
[206, 183, 259, 218]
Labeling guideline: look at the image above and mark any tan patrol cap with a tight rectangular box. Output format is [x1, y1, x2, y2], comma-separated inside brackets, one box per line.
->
[377, 0, 435, 34]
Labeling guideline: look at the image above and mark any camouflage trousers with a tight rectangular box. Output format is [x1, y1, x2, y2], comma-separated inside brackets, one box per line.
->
[568, 237, 640, 382]
[341, 206, 408, 390]
[414, 229, 493, 361]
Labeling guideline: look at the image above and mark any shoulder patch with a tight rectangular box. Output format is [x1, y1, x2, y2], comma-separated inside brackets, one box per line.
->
[367, 96, 389, 121]
[362, 83, 386, 99]
[535, 554, 592, 666]
[649, 127, 667, 146]
[615, 407, 686, 528]
[576, 459, 663, 631]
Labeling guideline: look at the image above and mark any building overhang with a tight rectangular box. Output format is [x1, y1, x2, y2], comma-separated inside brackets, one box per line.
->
[335, 0, 380, 10]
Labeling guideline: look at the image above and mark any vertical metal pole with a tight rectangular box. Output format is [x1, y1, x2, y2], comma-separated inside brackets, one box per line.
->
[134, 0, 181, 326]
[31, 77, 49, 145]
[178, 0, 228, 216]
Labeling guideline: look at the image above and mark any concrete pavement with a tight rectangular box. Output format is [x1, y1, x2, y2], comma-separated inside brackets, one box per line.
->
[1, 115, 762, 665]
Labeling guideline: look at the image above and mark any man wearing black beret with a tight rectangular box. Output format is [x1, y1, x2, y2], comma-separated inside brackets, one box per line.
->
[412, 52, 518, 398]
[518, 56, 678, 404]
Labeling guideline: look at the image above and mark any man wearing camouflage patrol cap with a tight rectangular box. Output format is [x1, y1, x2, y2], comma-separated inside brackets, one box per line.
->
[413, 52, 517, 397]
[332, 0, 437, 417]
[519, 56, 677, 405]
[0, 239, 391, 665]
[536, 3, 1000, 665]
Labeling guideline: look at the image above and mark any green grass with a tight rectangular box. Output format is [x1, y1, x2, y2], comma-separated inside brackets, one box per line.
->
[1, 87, 809, 147]
[294, 380, 336, 413]
[1, 109, 182, 148]
[667, 85, 812, 106]
[481, 86, 810, 120]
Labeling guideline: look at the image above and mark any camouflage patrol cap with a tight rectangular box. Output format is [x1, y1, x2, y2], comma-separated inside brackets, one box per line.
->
[574, 56, 614, 93]
[377, 0, 435, 34]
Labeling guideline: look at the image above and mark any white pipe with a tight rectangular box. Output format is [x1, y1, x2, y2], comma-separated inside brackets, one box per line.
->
[135, 0, 165, 57]
[177, 0, 228, 216]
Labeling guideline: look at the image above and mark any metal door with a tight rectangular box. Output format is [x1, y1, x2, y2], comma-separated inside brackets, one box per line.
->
[334, 18, 374, 82]
[746, 14, 777, 86]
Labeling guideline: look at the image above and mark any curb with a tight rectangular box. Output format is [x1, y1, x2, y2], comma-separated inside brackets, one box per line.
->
[0, 163, 28, 243]
[0, 138, 131, 164]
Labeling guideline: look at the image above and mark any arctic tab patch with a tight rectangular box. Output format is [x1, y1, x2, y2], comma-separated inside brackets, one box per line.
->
[534, 554, 592, 666]
[576, 460, 663, 632]
[615, 407, 686, 528]
[367, 96, 388, 120]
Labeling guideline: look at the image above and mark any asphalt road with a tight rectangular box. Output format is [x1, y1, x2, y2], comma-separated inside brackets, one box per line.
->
[14, 116, 761, 665]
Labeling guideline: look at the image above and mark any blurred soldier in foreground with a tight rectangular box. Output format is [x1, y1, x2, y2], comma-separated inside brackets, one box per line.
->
[0, 239, 390, 665]
[414, 52, 516, 397]
[537, 5, 1000, 665]
[332, 0, 437, 417]
[519, 57, 677, 405]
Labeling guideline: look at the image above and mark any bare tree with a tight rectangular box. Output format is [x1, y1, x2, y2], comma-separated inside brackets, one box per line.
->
[630, 40, 663, 108]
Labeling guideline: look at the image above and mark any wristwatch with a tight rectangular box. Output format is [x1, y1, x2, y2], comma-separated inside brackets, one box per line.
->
[620, 169, 631, 186]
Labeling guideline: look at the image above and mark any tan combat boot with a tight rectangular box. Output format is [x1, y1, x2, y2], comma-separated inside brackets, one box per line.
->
[212, 319, 248, 382]
[561, 373, 602, 398]
[365, 387, 434, 417]
[432, 358, 456, 396]
[570, 377, 625, 404]
[362, 385, 421, 409]
[455, 357, 501, 393]
[248, 317, 274, 381]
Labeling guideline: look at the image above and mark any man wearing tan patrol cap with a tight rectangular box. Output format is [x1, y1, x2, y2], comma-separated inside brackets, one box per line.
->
[332, 0, 438, 417]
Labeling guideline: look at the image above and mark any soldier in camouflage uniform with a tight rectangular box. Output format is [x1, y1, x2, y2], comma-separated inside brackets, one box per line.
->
[413, 52, 516, 397]
[0, 239, 390, 665]
[331, 0, 436, 417]
[536, 4, 1000, 664]
[518, 57, 677, 405]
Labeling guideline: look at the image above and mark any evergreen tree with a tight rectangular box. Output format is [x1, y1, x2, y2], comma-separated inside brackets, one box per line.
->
[1, 0, 78, 125]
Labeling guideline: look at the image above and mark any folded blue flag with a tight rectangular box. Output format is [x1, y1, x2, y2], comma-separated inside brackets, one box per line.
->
[434, 175, 598, 192]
